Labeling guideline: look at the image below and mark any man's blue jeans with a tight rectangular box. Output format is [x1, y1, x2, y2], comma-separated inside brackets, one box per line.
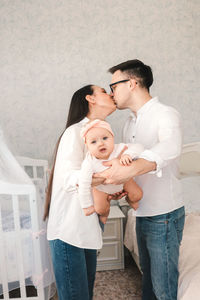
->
[49, 239, 97, 300]
[136, 206, 185, 300]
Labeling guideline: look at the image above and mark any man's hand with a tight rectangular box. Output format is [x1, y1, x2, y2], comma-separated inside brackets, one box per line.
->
[94, 158, 157, 185]
[93, 158, 133, 184]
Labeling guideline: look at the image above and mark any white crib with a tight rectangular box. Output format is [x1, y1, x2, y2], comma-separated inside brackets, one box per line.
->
[0, 182, 46, 299]
[16, 157, 49, 235]
[16, 156, 49, 186]
[0, 156, 55, 300]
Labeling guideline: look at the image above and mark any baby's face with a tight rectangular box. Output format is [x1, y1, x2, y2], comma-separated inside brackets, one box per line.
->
[85, 127, 114, 159]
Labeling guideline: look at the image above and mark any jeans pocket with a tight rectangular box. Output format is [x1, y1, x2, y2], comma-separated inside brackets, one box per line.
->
[174, 214, 185, 244]
[145, 215, 169, 224]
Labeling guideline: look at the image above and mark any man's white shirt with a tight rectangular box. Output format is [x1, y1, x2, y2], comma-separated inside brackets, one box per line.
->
[123, 97, 184, 216]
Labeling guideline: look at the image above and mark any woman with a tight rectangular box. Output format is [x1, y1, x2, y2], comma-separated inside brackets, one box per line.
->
[44, 84, 141, 300]
[44, 85, 117, 300]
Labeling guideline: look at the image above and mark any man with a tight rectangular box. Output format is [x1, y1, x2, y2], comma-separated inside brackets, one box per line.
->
[96, 60, 185, 300]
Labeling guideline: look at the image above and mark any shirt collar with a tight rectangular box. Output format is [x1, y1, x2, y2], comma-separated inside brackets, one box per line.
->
[130, 97, 159, 119]
[80, 117, 89, 124]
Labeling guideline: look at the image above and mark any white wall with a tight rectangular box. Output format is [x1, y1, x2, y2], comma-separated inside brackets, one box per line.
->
[0, 0, 199, 161]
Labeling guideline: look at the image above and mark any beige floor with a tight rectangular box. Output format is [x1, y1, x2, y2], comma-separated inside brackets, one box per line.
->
[51, 254, 142, 300]
[0, 255, 141, 300]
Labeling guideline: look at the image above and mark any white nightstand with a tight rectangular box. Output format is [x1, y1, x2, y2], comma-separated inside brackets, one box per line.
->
[97, 205, 125, 271]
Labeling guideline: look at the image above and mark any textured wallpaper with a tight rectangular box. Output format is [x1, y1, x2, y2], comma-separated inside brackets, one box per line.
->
[0, 0, 199, 160]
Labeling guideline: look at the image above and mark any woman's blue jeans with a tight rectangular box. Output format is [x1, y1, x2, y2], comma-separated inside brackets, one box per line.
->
[49, 239, 97, 300]
[136, 206, 185, 300]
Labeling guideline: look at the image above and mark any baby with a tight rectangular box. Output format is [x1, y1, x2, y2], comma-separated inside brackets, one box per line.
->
[79, 119, 144, 224]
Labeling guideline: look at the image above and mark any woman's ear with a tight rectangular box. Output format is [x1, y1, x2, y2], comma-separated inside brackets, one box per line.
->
[85, 94, 95, 103]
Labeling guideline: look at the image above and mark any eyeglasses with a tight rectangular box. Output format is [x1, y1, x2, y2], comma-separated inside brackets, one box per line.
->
[109, 79, 130, 93]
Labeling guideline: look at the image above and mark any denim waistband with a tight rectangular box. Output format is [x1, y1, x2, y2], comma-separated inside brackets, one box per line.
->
[137, 206, 185, 222]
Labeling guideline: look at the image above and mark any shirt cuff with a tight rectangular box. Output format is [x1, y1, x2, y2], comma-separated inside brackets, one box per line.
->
[79, 196, 93, 208]
[139, 150, 165, 177]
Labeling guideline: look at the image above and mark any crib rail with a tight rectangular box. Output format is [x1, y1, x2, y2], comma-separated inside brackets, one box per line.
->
[0, 185, 45, 299]
[0, 156, 54, 300]
[0, 195, 9, 299]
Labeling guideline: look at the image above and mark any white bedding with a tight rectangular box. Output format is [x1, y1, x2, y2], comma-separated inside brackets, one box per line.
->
[2, 209, 31, 232]
[178, 213, 200, 300]
[0, 210, 33, 283]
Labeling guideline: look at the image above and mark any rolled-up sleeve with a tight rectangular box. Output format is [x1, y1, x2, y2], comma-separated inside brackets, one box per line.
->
[139, 108, 182, 176]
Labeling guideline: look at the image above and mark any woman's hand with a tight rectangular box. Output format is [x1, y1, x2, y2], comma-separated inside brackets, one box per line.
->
[83, 206, 95, 216]
[108, 190, 127, 201]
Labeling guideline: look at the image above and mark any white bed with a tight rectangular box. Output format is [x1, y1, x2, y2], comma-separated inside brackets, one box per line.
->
[124, 143, 200, 300]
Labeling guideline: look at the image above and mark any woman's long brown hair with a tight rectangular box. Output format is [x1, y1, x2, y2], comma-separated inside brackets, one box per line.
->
[43, 85, 94, 221]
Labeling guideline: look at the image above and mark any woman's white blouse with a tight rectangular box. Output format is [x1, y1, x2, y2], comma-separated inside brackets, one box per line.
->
[47, 117, 103, 249]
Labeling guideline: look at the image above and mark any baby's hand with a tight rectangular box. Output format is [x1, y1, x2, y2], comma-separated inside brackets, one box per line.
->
[120, 154, 132, 166]
[83, 206, 95, 216]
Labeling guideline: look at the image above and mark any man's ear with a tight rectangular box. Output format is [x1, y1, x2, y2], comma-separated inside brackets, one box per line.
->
[85, 95, 95, 103]
[129, 78, 138, 91]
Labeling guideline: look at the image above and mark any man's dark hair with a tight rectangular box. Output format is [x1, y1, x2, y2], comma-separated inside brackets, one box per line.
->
[108, 59, 153, 91]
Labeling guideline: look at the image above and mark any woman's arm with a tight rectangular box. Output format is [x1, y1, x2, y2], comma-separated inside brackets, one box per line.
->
[78, 155, 95, 209]
[56, 125, 86, 191]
